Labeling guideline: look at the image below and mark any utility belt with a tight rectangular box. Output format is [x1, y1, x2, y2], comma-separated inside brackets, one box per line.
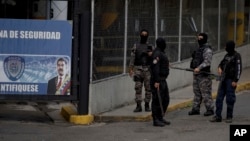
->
[134, 65, 150, 71]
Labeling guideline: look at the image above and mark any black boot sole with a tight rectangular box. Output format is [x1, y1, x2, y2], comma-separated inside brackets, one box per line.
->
[133, 109, 142, 112]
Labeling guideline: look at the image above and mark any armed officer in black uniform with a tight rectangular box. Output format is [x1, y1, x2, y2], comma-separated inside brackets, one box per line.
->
[150, 37, 170, 127]
[129, 29, 152, 112]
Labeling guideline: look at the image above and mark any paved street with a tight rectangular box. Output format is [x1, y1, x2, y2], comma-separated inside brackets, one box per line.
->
[1, 90, 250, 141]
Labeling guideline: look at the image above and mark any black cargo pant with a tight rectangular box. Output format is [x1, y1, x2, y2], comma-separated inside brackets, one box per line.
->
[150, 79, 169, 120]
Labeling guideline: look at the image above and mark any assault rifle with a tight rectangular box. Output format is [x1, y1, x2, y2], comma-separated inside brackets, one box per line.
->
[217, 56, 236, 91]
[170, 66, 220, 79]
[217, 56, 235, 93]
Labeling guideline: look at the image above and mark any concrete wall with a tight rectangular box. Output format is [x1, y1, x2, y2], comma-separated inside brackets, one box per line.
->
[90, 44, 250, 114]
[89, 76, 135, 114]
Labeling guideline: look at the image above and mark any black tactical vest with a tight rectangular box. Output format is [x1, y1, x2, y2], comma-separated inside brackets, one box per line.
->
[190, 45, 211, 72]
[134, 43, 149, 66]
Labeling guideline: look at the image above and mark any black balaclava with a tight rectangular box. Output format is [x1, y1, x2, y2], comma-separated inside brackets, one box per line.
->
[156, 37, 166, 51]
[197, 33, 208, 46]
[147, 45, 153, 52]
[140, 29, 149, 44]
[225, 40, 235, 55]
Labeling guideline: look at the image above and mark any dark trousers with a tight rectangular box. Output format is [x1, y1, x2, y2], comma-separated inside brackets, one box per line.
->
[150, 79, 169, 120]
[215, 79, 236, 118]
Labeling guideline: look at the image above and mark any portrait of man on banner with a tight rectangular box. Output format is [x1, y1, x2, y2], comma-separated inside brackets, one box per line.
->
[47, 57, 71, 95]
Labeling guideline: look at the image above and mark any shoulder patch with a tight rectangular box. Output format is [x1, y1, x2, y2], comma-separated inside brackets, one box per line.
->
[153, 59, 158, 64]
[153, 57, 160, 64]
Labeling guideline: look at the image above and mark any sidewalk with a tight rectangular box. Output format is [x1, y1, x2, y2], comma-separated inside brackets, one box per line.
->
[92, 67, 250, 122]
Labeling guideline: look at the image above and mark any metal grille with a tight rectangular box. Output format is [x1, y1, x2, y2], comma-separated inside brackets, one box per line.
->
[91, 0, 249, 81]
[93, 0, 125, 81]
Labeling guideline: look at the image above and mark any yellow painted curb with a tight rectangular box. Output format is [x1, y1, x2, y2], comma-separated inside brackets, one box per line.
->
[136, 115, 152, 121]
[167, 99, 193, 112]
[236, 84, 245, 92]
[61, 106, 94, 125]
[70, 115, 94, 125]
[245, 82, 250, 90]
[236, 82, 250, 92]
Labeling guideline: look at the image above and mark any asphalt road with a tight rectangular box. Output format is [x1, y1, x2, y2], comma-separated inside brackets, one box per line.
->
[1, 90, 250, 141]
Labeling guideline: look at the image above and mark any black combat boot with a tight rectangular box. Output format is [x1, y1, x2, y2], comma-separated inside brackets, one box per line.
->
[160, 118, 171, 125]
[188, 109, 200, 115]
[133, 102, 142, 112]
[204, 110, 214, 116]
[210, 116, 222, 122]
[153, 119, 165, 127]
[145, 102, 151, 112]
[152, 115, 165, 127]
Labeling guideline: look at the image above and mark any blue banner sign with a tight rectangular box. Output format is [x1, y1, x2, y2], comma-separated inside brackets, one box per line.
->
[0, 19, 72, 95]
